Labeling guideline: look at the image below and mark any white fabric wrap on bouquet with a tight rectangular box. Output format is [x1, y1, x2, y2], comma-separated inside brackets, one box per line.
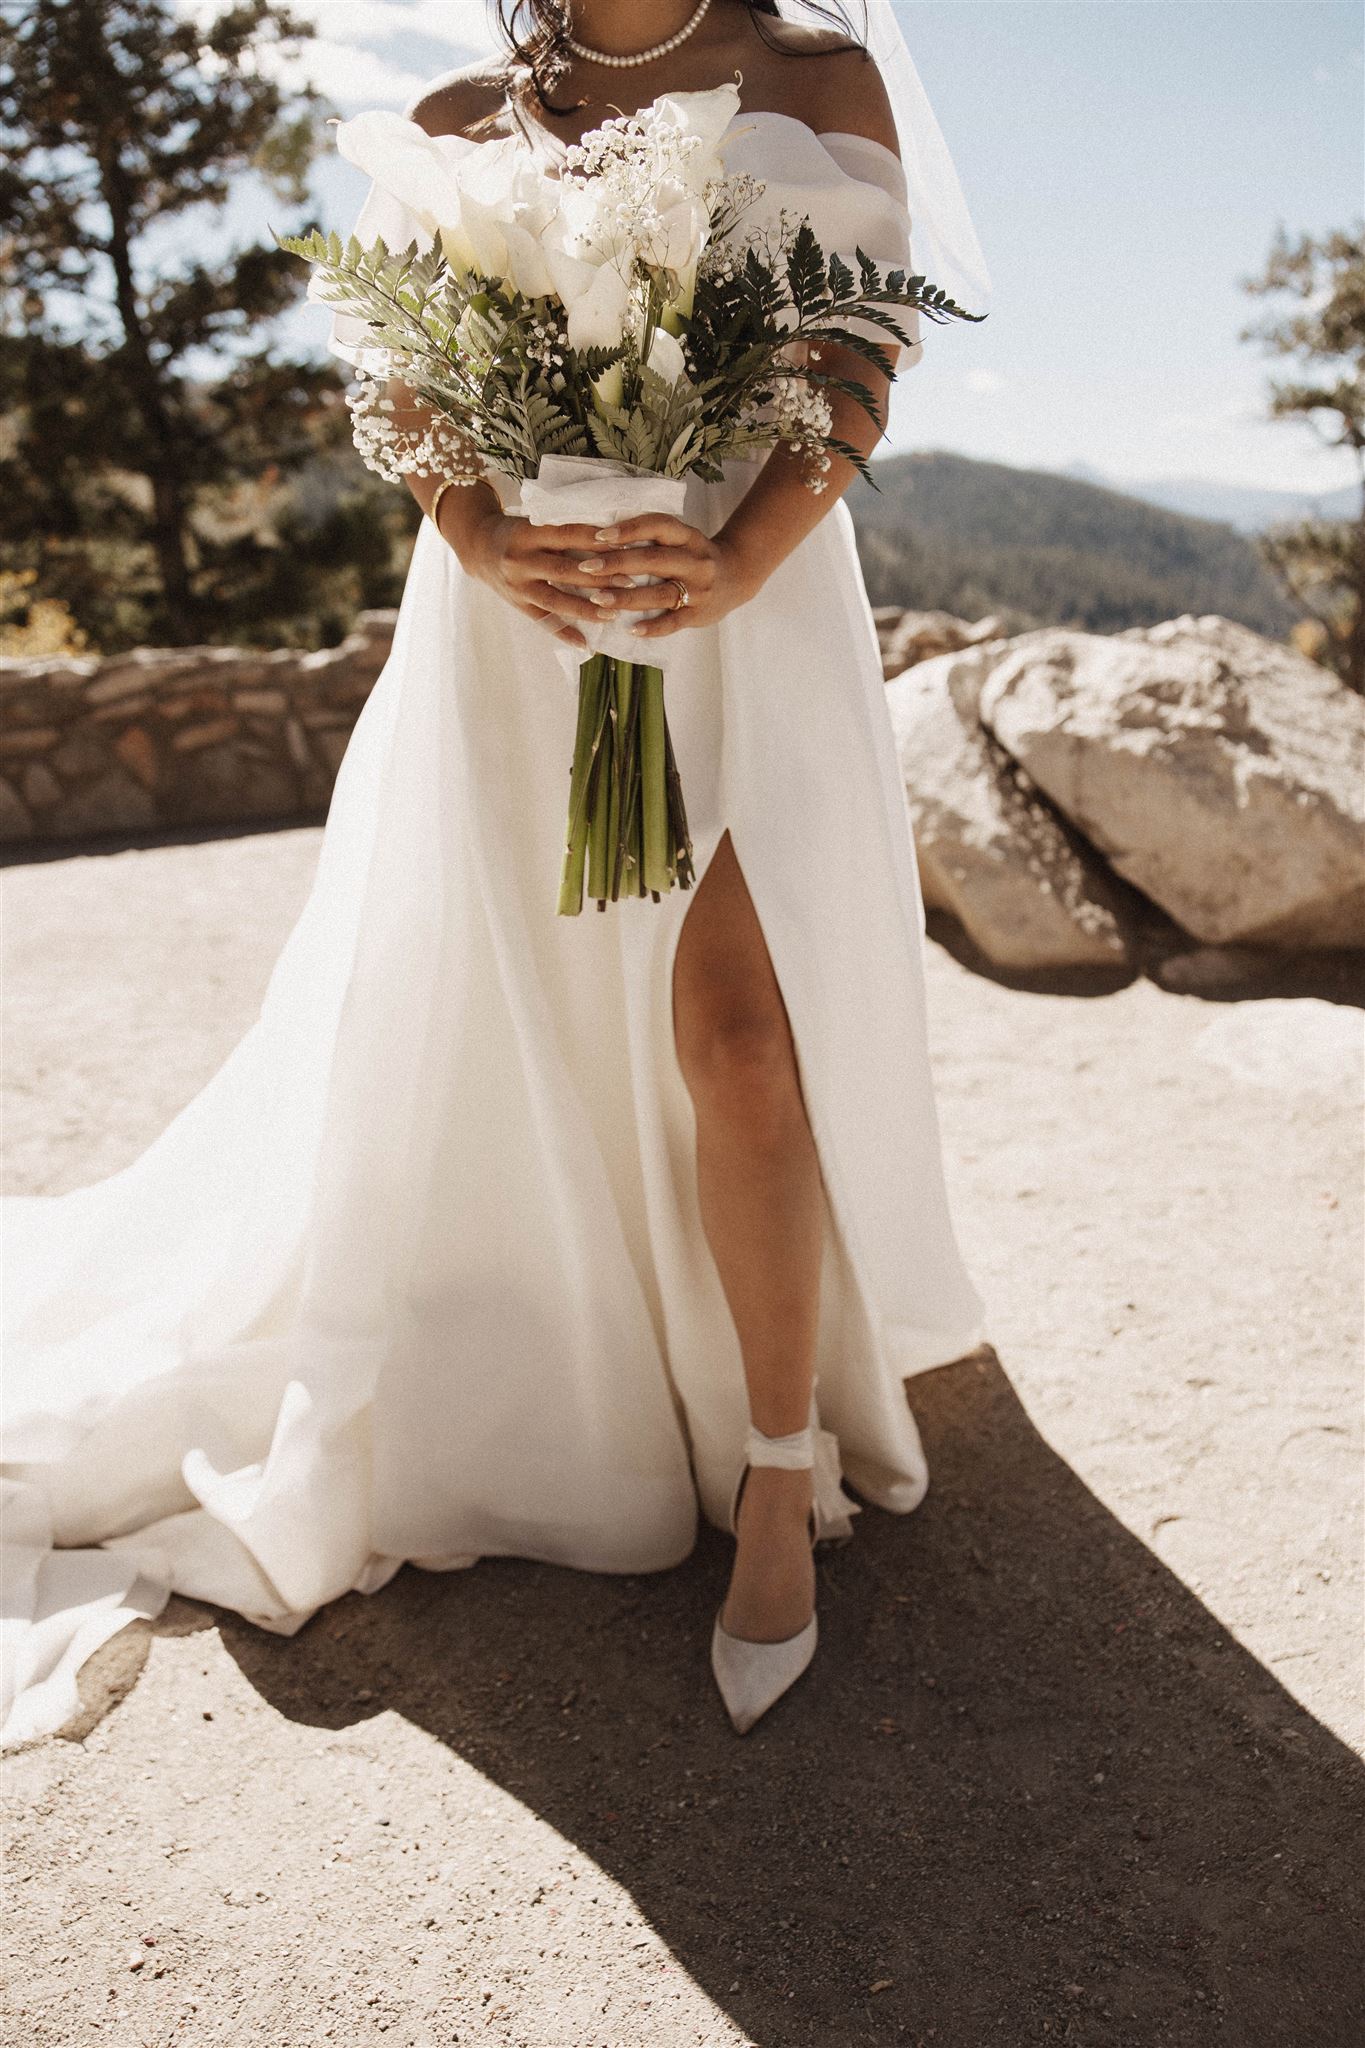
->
[507, 455, 691, 674]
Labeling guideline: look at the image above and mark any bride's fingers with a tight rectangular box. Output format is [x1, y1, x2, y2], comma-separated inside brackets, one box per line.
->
[585, 577, 708, 613]
[627, 606, 694, 642]
[520, 552, 637, 588]
[589, 514, 707, 550]
[515, 597, 587, 650]
[518, 521, 613, 555]
[575, 545, 715, 586]
[522, 579, 610, 625]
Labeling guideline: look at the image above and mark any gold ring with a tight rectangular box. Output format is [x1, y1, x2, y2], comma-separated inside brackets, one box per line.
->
[665, 577, 689, 610]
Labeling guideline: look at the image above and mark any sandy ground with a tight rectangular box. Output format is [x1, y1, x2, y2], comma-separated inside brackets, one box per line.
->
[2, 822, 1363, 2048]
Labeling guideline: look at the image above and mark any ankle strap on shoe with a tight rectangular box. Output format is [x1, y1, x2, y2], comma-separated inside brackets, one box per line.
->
[743, 1377, 820, 1469]
[745, 1421, 815, 1468]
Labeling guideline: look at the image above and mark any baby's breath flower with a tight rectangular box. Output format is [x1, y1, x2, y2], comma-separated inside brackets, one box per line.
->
[768, 376, 835, 493]
[346, 371, 479, 484]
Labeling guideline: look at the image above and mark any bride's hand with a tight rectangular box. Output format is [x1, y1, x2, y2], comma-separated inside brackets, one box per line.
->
[456, 498, 641, 652]
[565, 515, 762, 641]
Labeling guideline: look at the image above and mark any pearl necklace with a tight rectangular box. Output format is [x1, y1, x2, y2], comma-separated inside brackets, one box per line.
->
[565, 0, 712, 69]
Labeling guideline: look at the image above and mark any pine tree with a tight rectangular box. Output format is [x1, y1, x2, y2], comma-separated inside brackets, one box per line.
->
[0, 0, 388, 648]
[1241, 222, 1365, 694]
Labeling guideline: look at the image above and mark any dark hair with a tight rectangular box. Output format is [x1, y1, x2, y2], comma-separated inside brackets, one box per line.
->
[491, 2, 869, 121]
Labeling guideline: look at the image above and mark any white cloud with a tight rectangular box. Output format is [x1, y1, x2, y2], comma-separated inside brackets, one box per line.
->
[259, 36, 429, 110]
[281, 1, 495, 51]
[176, 0, 496, 90]
[176, 0, 492, 44]
[1159, 395, 1263, 436]
[964, 369, 1005, 396]
[175, 0, 498, 110]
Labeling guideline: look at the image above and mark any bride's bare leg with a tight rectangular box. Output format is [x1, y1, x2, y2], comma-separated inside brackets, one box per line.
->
[673, 829, 823, 1642]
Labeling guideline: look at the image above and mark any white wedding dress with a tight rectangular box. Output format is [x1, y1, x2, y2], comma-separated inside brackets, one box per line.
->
[0, 108, 988, 1749]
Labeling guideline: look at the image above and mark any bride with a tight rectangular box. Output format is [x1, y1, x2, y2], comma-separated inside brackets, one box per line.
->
[1, 0, 991, 1743]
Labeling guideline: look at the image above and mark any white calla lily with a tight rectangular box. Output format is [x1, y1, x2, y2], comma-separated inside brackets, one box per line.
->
[562, 258, 634, 353]
[591, 362, 625, 410]
[333, 111, 470, 241]
[645, 326, 687, 387]
[456, 143, 561, 297]
[333, 114, 560, 295]
[653, 83, 743, 189]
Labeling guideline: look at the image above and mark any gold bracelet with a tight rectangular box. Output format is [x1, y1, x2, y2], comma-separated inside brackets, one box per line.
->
[428, 477, 456, 534]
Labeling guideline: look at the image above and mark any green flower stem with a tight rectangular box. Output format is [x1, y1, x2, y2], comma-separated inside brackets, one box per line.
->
[611, 659, 644, 902]
[633, 750, 647, 896]
[557, 652, 607, 917]
[586, 694, 613, 908]
[638, 664, 672, 896]
[664, 715, 696, 890]
[603, 659, 627, 903]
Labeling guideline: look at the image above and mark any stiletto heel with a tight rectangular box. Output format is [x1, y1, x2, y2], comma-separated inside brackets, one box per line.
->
[710, 1384, 823, 1735]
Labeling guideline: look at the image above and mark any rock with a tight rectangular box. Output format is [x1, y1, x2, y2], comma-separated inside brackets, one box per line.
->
[0, 726, 60, 758]
[160, 688, 231, 723]
[879, 609, 987, 681]
[21, 763, 62, 810]
[886, 650, 1131, 970]
[50, 767, 156, 838]
[89, 693, 153, 723]
[113, 725, 160, 791]
[0, 776, 35, 842]
[284, 717, 312, 774]
[314, 730, 353, 776]
[233, 687, 288, 716]
[52, 730, 109, 779]
[0, 624, 392, 846]
[977, 616, 1365, 950]
[1151, 946, 1279, 996]
[86, 660, 174, 707]
[353, 608, 398, 647]
[962, 613, 1009, 646]
[172, 744, 295, 826]
[171, 716, 239, 753]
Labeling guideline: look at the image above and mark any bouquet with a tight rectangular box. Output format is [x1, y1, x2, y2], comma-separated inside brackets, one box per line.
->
[280, 84, 983, 914]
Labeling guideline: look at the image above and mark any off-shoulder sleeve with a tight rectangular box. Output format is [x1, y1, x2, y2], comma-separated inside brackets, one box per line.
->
[721, 115, 925, 376]
[306, 175, 435, 375]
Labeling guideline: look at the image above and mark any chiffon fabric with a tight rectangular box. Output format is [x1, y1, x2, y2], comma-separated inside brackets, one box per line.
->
[0, 110, 987, 1750]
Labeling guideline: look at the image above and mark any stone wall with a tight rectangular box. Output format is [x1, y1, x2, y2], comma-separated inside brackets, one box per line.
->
[0, 612, 397, 846]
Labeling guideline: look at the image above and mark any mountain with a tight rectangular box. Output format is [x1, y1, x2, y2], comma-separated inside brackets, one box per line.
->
[847, 451, 1305, 638]
[1057, 461, 1360, 535]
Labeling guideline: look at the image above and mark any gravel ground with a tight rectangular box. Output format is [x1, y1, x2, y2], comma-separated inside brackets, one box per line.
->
[2, 823, 1363, 2048]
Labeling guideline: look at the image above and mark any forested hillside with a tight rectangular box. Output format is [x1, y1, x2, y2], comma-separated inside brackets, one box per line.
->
[847, 451, 1303, 638]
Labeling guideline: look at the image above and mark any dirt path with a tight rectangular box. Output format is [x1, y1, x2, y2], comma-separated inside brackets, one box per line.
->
[3, 825, 1362, 2047]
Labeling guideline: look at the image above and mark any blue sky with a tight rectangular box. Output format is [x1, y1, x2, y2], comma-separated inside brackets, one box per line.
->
[220, 2, 1363, 493]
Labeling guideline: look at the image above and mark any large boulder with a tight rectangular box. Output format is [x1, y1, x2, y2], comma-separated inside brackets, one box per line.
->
[887, 646, 1131, 970]
[976, 615, 1365, 949]
[875, 607, 1009, 681]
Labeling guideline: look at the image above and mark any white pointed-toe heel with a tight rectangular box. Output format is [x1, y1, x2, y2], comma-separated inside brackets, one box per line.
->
[710, 1390, 826, 1736]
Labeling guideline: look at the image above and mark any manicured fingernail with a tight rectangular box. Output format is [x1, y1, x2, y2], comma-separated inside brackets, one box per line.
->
[594, 527, 619, 543]
[589, 591, 614, 606]
[577, 556, 604, 572]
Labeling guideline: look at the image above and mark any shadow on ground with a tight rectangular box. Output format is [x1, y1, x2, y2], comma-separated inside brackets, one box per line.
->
[195, 1351, 1365, 2046]
[923, 907, 1365, 1008]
